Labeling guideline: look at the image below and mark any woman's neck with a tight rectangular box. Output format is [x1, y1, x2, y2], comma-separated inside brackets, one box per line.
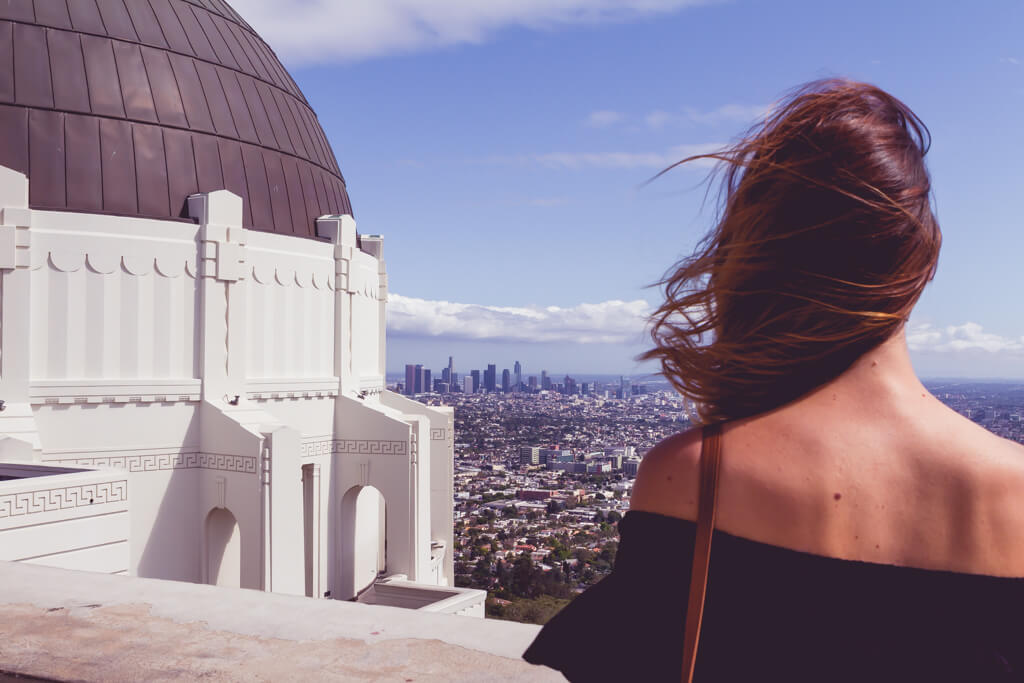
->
[787, 329, 933, 418]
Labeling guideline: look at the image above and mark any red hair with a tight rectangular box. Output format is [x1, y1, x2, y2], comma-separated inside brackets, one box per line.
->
[642, 79, 942, 422]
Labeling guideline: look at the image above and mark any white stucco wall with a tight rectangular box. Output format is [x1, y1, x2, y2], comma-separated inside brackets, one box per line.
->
[0, 465, 129, 574]
[0, 167, 457, 609]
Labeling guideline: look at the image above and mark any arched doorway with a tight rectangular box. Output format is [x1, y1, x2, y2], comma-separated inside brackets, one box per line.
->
[205, 507, 241, 588]
[338, 485, 386, 599]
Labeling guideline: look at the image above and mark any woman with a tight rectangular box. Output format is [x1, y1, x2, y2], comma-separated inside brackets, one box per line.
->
[523, 80, 1024, 681]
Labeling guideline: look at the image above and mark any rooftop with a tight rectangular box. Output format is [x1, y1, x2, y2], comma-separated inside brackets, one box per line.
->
[0, 561, 562, 682]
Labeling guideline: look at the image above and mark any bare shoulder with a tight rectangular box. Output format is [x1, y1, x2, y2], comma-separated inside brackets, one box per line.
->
[629, 426, 704, 520]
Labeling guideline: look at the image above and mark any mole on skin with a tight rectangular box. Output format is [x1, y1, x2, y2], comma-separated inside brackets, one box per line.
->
[834, 493, 842, 501]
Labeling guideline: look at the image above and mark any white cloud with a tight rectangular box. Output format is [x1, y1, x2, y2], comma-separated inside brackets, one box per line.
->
[1001, 56, 1020, 66]
[642, 103, 769, 129]
[387, 293, 652, 344]
[907, 322, 1024, 354]
[530, 142, 723, 169]
[644, 109, 673, 129]
[232, 0, 710, 65]
[585, 110, 624, 128]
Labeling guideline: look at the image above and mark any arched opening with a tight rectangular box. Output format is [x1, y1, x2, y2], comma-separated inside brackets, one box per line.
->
[205, 507, 241, 588]
[338, 485, 386, 600]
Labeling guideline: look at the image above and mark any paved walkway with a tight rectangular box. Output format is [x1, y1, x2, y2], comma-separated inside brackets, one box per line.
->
[0, 563, 563, 682]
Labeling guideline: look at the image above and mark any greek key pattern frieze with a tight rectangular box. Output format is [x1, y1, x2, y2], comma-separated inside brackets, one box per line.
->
[430, 427, 454, 443]
[0, 480, 127, 518]
[48, 453, 257, 474]
[300, 439, 408, 458]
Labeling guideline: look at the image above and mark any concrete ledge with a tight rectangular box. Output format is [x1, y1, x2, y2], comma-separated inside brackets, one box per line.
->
[0, 562, 562, 682]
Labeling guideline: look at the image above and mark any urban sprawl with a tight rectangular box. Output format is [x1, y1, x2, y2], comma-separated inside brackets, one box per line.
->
[394, 360, 1024, 623]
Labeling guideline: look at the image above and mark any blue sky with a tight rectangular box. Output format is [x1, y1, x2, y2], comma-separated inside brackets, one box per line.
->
[235, 0, 1024, 379]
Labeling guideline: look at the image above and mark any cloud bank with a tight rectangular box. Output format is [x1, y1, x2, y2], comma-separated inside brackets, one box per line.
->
[387, 294, 652, 344]
[233, 0, 710, 65]
[907, 322, 1024, 354]
[388, 295, 1024, 360]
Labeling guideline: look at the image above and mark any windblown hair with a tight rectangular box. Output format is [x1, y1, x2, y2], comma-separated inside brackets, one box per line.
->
[642, 79, 941, 422]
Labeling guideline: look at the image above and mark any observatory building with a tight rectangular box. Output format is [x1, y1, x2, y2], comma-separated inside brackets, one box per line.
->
[0, 0, 472, 613]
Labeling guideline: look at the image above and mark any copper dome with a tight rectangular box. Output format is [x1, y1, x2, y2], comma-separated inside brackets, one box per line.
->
[0, 0, 351, 238]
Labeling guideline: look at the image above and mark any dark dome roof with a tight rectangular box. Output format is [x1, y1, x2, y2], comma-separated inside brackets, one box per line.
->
[0, 0, 352, 238]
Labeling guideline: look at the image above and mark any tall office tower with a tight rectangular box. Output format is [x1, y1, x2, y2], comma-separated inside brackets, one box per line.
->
[519, 446, 541, 466]
[541, 371, 551, 391]
[448, 356, 455, 386]
[502, 369, 510, 393]
[563, 375, 577, 395]
[620, 376, 631, 399]
[423, 369, 432, 393]
[405, 364, 416, 396]
[528, 376, 538, 392]
[413, 364, 424, 393]
[463, 376, 474, 394]
[441, 367, 450, 384]
[485, 364, 496, 393]
[471, 370, 481, 393]
[513, 361, 522, 389]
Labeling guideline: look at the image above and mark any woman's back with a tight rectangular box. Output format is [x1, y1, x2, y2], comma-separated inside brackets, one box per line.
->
[632, 332, 1024, 577]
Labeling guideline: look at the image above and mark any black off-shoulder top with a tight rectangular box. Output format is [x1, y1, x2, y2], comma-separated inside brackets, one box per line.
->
[523, 510, 1024, 682]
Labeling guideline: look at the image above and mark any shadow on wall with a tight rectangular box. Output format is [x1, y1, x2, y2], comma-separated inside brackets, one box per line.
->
[205, 507, 241, 588]
[122, 410, 203, 583]
[338, 484, 386, 600]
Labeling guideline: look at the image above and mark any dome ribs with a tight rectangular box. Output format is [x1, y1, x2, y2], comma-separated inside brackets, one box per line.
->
[170, 1, 216, 61]
[81, 35, 127, 117]
[96, 0, 140, 43]
[149, 0, 193, 55]
[67, 1, 107, 35]
[28, 109, 65, 208]
[0, 0, 35, 24]
[112, 41, 158, 122]
[0, 0, 351, 235]
[141, 46, 189, 127]
[168, 51, 214, 133]
[46, 28, 90, 113]
[263, 150, 292, 234]
[163, 127, 199, 217]
[0, 105, 29, 174]
[14, 22, 53, 108]
[65, 113, 103, 212]
[0, 22, 14, 103]
[240, 143, 271, 232]
[124, 0, 168, 49]
[99, 117, 137, 215]
[133, 122, 171, 217]
[34, 1, 72, 30]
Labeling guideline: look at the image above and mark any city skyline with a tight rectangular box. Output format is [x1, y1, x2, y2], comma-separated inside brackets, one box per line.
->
[397, 356, 655, 396]
[235, 0, 1024, 378]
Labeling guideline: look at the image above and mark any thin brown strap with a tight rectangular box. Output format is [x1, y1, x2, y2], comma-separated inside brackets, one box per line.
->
[682, 422, 723, 683]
